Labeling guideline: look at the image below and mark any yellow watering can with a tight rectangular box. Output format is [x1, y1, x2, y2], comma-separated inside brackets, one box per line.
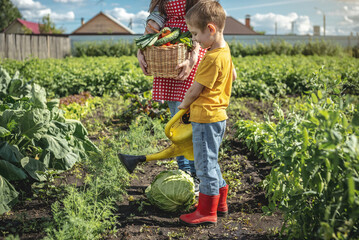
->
[118, 109, 194, 173]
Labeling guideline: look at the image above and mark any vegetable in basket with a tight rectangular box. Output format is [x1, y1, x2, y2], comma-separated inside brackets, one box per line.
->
[135, 27, 193, 49]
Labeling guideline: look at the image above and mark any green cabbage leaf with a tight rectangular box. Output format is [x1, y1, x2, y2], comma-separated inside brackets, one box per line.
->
[145, 170, 195, 212]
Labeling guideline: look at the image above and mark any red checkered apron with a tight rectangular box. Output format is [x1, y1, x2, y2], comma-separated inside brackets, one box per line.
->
[152, 0, 206, 102]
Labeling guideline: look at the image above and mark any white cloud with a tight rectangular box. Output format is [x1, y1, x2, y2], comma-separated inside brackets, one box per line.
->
[12, 0, 44, 10]
[54, 0, 84, 2]
[13, 0, 75, 23]
[106, 8, 149, 29]
[329, 2, 359, 34]
[250, 12, 313, 35]
[21, 9, 75, 22]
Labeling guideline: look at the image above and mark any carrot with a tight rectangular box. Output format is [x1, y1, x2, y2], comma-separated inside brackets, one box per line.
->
[160, 30, 171, 38]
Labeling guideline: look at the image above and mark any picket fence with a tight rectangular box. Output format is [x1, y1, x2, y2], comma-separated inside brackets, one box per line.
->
[0, 33, 71, 60]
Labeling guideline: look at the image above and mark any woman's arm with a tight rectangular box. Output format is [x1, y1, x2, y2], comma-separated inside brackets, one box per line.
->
[138, 4, 166, 75]
[146, 5, 167, 30]
[178, 81, 204, 109]
[137, 20, 161, 75]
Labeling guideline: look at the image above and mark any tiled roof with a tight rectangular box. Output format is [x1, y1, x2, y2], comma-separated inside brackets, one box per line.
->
[224, 16, 258, 35]
[17, 19, 40, 34]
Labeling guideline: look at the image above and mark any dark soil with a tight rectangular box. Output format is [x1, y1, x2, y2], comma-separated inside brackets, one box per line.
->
[0, 98, 284, 240]
[110, 123, 283, 240]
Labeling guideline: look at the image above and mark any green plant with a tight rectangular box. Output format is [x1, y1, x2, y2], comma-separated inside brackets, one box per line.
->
[235, 91, 359, 239]
[0, 67, 99, 214]
[145, 170, 195, 212]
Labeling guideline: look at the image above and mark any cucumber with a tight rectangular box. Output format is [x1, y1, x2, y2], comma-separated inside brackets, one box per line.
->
[135, 33, 154, 43]
[154, 28, 181, 46]
[137, 33, 160, 49]
[146, 34, 160, 48]
[171, 30, 191, 44]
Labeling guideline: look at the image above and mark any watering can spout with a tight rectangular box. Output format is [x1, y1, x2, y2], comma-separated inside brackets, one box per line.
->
[118, 154, 146, 174]
[118, 109, 193, 174]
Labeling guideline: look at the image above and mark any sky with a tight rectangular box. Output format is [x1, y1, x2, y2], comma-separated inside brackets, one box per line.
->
[10, 0, 359, 35]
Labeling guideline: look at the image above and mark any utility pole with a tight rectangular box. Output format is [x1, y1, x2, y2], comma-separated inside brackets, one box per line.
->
[128, 18, 133, 29]
[323, 13, 326, 36]
[315, 7, 326, 37]
[291, 21, 296, 35]
[275, 22, 277, 35]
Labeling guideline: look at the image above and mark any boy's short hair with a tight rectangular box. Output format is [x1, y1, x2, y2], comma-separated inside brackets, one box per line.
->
[185, 0, 226, 32]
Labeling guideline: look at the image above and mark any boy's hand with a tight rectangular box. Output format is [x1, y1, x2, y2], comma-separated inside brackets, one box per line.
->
[178, 102, 188, 110]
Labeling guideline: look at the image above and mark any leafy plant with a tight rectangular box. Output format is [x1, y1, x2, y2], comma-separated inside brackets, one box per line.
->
[145, 170, 195, 212]
[0, 67, 99, 214]
[235, 91, 359, 239]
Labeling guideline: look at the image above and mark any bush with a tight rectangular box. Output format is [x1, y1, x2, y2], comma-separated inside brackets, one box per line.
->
[72, 40, 138, 57]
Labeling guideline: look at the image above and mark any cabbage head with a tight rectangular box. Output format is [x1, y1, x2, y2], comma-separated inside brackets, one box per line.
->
[145, 170, 195, 212]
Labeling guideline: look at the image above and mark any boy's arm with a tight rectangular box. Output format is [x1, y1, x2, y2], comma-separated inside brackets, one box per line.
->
[178, 81, 204, 109]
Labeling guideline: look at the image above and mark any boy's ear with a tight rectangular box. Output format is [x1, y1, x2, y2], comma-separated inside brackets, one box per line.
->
[207, 23, 217, 34]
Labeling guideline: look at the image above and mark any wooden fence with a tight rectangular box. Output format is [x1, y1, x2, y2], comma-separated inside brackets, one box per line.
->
[0, 33, 71, 60]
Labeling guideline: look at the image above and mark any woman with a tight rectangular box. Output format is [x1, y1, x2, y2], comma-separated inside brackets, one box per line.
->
[137, 0, 205, 191]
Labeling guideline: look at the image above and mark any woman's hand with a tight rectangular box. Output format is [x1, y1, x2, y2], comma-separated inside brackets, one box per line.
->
[138, 20, 161, 75]
[145, 20, 160, 34]
[176, 58, 196, 81]
[137, 49, 150, 75]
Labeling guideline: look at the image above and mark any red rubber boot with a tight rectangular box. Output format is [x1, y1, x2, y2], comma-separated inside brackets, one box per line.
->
[180, 193, 219, 226]
[217, 185, 228, 216]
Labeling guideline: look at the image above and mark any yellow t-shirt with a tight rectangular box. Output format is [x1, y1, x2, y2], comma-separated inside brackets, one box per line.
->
[189, 43, 233, 123]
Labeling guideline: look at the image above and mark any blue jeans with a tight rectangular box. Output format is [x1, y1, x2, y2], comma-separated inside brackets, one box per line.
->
[192, 121, 227, 196]
[167, 101, 196, 174]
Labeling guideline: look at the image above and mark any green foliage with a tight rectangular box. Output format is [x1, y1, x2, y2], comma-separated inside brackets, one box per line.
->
[232, 55, 359, 99]
[39, 14, 64, 34]
[0, 67, 99, 214]
[71, 39, 353, 57]
[44, 185, 117, 240]
[235, 92, 359, 239]
[42, 98, 167, 239]
[0, 0, 22, 32]
[72, 41, 138, 57]
[0, 56, 152, 98]
[228, 40, 347, 57]
[1, 56, 358, 102]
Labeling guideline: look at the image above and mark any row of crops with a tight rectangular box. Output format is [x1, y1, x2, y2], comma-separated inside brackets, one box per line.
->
[0, 55, 358, 239]
[1, 55, 358, 99]
[236, 93, 359, 239]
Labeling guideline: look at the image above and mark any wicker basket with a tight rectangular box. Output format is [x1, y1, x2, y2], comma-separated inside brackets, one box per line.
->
[143, 43, 188, 78]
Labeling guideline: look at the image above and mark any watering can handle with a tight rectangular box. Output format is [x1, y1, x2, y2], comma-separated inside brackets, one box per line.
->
[164, 108, 189, 139]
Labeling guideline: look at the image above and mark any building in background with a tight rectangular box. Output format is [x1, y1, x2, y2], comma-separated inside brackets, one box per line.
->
[313, 25, 321, 36]
[224, 15, 258, 35]
[2, 19, 40, 34]
[72, 12, 135, 35]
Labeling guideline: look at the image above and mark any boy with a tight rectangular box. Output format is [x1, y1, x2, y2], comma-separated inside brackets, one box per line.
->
[178, 0, 234, 226]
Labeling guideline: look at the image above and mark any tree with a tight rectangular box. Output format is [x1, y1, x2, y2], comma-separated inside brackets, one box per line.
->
[39, 14, 65, 34]
[0, 0, 22, 32]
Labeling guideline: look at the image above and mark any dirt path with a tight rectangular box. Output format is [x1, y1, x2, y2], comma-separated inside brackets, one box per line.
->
[112, 128, 283, 240]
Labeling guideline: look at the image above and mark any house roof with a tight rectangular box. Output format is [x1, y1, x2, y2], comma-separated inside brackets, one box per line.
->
[224, 16, 258, 35]
[71, 12, 135, 35]
[3, 18, 41, 34]
[17, 19, 40, 34]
